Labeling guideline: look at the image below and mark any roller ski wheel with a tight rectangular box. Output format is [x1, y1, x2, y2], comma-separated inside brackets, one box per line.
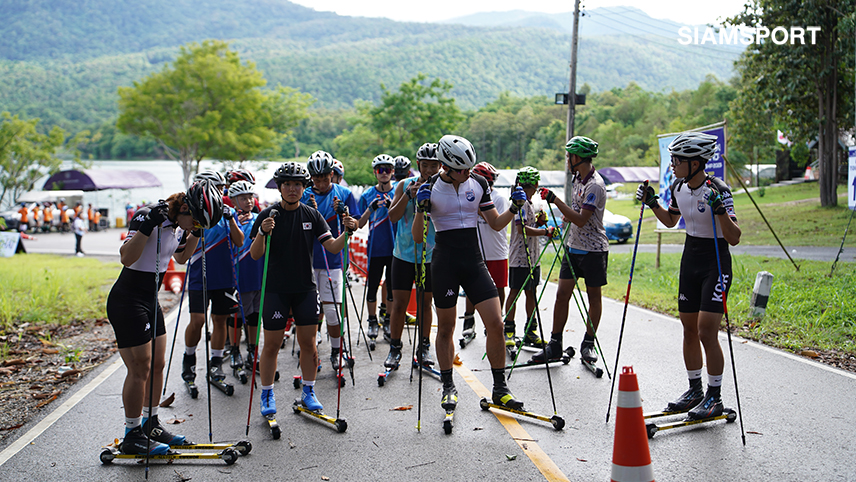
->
[581, 358, 603, 378]
[550, 415, 565, 431]
[185, 380, 199, 399]
[231, 351, 248, 384]
[367, 316, 379, 351]
[458, 331, 476, 349]
[479, 397, 564, 430]
[182, 353, 198, 399]
[644, 407, 737, 438]
[504, 333, 520, 359]
[378, 362, 398, 386]
[293, 376, 302, 389]
[292, 399, 348, 432]
[99, 448, 115, 464]
[221, 447, 239, 465]
[208, 357, 235, 396]
[443, 409, 455, 434]
[265, 414, 281, 440]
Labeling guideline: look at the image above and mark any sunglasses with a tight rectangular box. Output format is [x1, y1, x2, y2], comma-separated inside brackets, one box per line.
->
[449, 167, 470, 175]
[375, 166, 392, 174]
[670, 156, 689, 166]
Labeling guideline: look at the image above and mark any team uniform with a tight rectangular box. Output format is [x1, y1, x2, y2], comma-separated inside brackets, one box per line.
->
[508, 200, 540, 290]
[233, 211, 264, 326]
[187, 207, 239, 316]
[668, 176, 736, 314]
[359, 185, 396, 305]
[560, 168, 609, 287]
[392, 176, 436, 292]
[478, 190, 509, 288]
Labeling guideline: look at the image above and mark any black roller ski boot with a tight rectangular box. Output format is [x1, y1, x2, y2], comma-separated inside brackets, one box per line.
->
[231, 348, 248, 384]
[330, 347, 342, 372]
[687, 385, 723, 420]
[384, 342, 402, 369]
[529, 338, 563, 363]
[492, 385, 525, 411]
[208, 356, 234, 396]
[665, 378, 705, 413]
[459, 312, 476, 348]
[580, 340, 598, 364]
[181, 353, 198, 398]
[367, 315, 379, 350]
[143, 415, 188, 445]
[379, 305, 391, 343]
[522, 329, 546, 349]
[441, 384, 458, 411]
[120, 426, 169, 455]
[417, 337, 434, 367]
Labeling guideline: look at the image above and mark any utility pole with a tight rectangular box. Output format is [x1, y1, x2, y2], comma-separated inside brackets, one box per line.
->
[564, 0, 581, 205]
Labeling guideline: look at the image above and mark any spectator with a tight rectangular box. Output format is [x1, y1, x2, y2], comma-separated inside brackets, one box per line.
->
[72, 211, 86, 257]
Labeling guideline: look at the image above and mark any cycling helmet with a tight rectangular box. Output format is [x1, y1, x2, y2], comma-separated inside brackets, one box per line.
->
[194, 170, 226, 187]
[472, 162, 498, 185]
[394, 156, 412, 180]
[437, 135, 476, 170]
[307, 150, 334, 176]
[372, 154, 395, 169]
[668, 132, 718, 161]
[564, 136, 599, 159]
[186, 180, 224, 229]
[227, 168, 255, 185]
[516, 166, 540, 186]
[273, 162, 312, 187]
[416, 143, 439, 162]
[228, 180, 255, 199]
[332, 159, 344, 177]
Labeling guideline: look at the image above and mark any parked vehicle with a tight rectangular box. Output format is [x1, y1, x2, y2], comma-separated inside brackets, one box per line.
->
[544, 206, 633, 244]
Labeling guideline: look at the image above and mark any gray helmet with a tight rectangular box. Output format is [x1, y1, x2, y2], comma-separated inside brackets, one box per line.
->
[194, 170, 226, 187]
[416, 143, 439, 162]
[307, 150, 334, 176]
[372, 154, 395, 169]
[668, 132, 718, 161]
[274, 162, 312, 187]
[228, 180, 255, 199]
[437, 135, 476, 170]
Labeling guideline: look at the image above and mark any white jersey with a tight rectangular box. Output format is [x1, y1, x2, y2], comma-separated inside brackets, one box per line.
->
[477, 189, 509, 261]
[668, 176, 737, 238]
[428, 174, 494, 233]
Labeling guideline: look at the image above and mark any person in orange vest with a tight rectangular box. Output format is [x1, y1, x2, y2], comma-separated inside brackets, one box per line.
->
[31, 204, 41, 234]
[60, 206, 71, 233]
[74, 202, 82, 218]
[18, 203, 29, 233]
[94, 209, 102, 231]
[88, 204, 96, 232]
[42, 202, 54, 233]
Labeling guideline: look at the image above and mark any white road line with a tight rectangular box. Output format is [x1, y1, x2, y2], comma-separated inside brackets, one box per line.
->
[0, 307, 180, 466]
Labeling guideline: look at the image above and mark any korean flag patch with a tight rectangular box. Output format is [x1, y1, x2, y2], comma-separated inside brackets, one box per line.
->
[303, 222, 312, 230]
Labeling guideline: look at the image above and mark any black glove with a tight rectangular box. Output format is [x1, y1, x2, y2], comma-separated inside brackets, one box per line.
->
[540, 188, 557, 204]
[707, 184, 726, 215]
[191, 228, 202, 238]
[334, 198, 347, 216]
[223, 207, 232, 221]
[636, 184, 659, 209]
[138, 201, 168, 236]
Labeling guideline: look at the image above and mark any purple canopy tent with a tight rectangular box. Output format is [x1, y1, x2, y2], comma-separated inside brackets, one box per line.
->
[42, 169, 162, 191]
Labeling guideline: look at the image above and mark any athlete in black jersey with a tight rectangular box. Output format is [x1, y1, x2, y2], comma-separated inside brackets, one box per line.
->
[636, 131, 741, 421]
[414, 135, 528, 413]
[106, 182, 219, 455]
[250, 162, 357, 417]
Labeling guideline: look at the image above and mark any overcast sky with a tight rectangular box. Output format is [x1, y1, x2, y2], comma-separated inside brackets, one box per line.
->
[288, 0, 749, 26]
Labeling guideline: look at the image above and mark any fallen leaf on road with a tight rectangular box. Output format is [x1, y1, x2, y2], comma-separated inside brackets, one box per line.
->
[33, 390, 61, 400]
[35, 392, 59, 408]
[800, 350, 819, 358]
[453, 354, 462, 366]
[59, 369, 81, 378]
[747, 431, 763, 435]
[391, 405, 413, 411]
[41, 348, 59, 355]
[159, 393, 175, 407]
[164, 418, 185, 424]
[506, 454, 517, 461]
[577, 458, 588, 462]
[3, 359, 26, 366]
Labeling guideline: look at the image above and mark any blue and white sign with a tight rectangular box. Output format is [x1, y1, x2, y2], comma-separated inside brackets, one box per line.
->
[0, 232, 20, 257]
[657, 125, 727, 230]
[848, 146, 856, 210]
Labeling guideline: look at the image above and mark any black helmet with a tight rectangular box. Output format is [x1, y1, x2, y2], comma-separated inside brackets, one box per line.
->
[416, 143, 439, 162]
[185, 180, 224, 229]
[393, 156, 411, 179]
[273, 162, 312, 187]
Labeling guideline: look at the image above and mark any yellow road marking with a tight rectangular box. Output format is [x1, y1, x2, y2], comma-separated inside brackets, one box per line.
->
[455, 362, 570, 482]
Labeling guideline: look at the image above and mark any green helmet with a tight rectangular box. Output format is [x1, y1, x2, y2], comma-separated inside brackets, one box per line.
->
[516, 166, 540, 186]
[565, 136, 598, 158]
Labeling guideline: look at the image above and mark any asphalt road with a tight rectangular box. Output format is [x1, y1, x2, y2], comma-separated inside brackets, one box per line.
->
[1, 233, 856, 480]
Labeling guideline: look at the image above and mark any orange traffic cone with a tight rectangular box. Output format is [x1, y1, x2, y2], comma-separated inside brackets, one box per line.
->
[611, 366, 654, 482]
[161, 258, 184, 295]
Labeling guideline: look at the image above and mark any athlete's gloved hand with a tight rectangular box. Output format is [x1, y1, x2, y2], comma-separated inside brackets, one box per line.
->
[636, 183, 659, 209]
[707, 183, 726, 215]
[222, 206, 233, 221]
[369, 195, 388, 212]
[138, 201, 168, 236]
[308, 194, 317, 210]
[416, 183, 431, 213]
[539, 188, 557, 204]
[190, 228, 202, 238]
[509, 187, 527, 214]
[535, 210, 548, 227]
[334, 197, 346, 216]
[545, 226, 559, 239]
[342, 214, 357, 233]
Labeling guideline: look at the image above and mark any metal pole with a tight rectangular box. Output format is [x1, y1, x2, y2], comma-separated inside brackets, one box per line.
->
[564, 0, 581, 206]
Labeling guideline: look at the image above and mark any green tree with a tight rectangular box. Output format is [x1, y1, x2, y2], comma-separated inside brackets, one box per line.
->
[728, 0, 855, 206]
[117, 40, 310, 188]
[0, 112, 65, 208]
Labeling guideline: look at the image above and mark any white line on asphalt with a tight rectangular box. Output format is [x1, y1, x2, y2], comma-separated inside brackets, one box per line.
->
[0, 307, 181, 466]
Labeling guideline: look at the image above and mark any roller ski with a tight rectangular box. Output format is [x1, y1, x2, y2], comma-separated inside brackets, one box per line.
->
[148, 414, 252, 456]
[378, 342, 402, 386]
[181, 353, 199, 399]
[507, 346, 573, 370]
[504, 331, 520, 359]
[260, 388, 281, 439]
[367, 315, 379, 351]
[479, 389, 565, 431]
[441, 384, 457, 434]
[101, 426, 241, 465]
[230, 348, 248, 384]
[644, 384, 735, 438]
[292, 386, 347, 433]
[580, 341, 603, 378]
[458, 312, 476, 349]
[528, 339, 575, 363]
[208, 356, 235, 396]
[330, 346, 354, 387]
[412, 356, 442, 380]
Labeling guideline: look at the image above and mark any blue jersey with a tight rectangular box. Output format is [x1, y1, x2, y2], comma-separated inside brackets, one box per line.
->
[359, 184, 396, 258]
[188, 206, 238, 291]
[393, 177, 435, 263]
[234, 211, 264, 293]
[300, 184, 361, 270]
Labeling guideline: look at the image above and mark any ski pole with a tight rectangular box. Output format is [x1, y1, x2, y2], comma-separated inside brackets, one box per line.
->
[415, 205, 428, 432]
[547, 207, 611, 380]
[606, 180, 647, 423]
[247, 209, 277, 435]
[199, 231, 213, 443]
[162, 268, 189, 396]
[337, 210, 356, 385]
[708, 179, 747, 446]
[516, 203, 558, 415]
[226, 221, 249, 377]
[145, 224, 161, 480]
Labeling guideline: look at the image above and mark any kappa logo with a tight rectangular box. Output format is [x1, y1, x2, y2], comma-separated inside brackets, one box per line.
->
[272, 311, 284, 320]
[133, 214, 146, 223]
[679, 293, 688, 301]
[303, 222, 312, 230]
[446, 289, 456, 298]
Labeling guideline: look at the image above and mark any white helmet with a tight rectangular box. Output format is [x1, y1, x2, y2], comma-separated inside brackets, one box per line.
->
[228, 180, 255, 199]
[416, 143, 438, 162]
[194, 170, 226, 187]
[332, 159, 344, 176]
[307, 150, 334, 176]
[668, 132, 717, 161]
[437, 135, 476, 170]
[372, 154, 394, 169]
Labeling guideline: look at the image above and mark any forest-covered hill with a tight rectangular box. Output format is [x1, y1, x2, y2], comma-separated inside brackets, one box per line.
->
[0, 0, 740, 132]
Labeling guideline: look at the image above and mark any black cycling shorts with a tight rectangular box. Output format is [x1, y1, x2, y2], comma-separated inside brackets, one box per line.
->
[106, 270, 166, 349]
[432, 240, 497, 310]
[262, 291, 320, 331]
[189, 288, 239, 316]
[508, 266, 540, 291]
[559, 251, 608, 287]
[678, 235, 732, 314]
[367, 255, 394, 303]
[391, 257, 432, 293]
